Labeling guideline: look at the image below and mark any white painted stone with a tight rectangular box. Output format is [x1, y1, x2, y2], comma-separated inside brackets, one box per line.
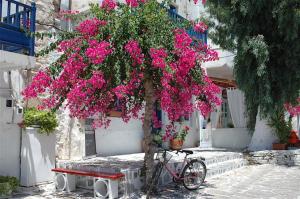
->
[211, 128, 252, 149]
[20, 128, 56, 186]
[56, 107, 85, 160]
[248, 112, 277, 151]
[0, 123, 21, 178]
[0, 50, 35, 71]
[95, 118, 143, 156]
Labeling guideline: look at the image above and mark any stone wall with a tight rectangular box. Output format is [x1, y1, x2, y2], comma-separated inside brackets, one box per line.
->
[21, 0, 86, 161]
[247, 149, 300, 166]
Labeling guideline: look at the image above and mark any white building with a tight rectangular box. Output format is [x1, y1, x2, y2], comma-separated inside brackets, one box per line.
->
[0, 0, 36, 178]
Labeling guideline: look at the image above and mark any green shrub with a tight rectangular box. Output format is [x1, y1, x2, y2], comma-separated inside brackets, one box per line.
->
[268, 109, 292, 144]
[0, 176, 19, 196]
[23, 108, 58, 135]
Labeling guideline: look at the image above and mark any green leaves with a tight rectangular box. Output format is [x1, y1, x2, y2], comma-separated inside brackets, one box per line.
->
[23, 108, 58, 135]
[0, 176, 19, 194]
[205, 0, 300, 130]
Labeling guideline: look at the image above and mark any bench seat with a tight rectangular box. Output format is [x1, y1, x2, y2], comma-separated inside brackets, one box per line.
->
[51, 168, 124, 180]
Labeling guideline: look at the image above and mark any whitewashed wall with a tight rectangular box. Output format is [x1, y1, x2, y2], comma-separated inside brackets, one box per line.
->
[183, 127, 200, 148]
[95, 118, 143, 156]
[0, 69, 25, 178]
[211, 128, 252, 150]
[0, 124, 21, 178]
[248, 112, 277, 151]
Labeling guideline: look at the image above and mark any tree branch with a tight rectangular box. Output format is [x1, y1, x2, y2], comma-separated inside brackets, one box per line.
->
[36, 20, 68, 33]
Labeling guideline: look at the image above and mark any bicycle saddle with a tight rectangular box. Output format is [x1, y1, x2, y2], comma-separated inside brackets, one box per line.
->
[180, 150, 193, 155]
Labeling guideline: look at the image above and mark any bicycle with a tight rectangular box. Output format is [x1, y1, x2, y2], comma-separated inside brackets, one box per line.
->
[146, 148, 207, 197]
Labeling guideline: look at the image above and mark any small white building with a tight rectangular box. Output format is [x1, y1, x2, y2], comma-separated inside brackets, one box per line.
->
[0, 0, 36, 178]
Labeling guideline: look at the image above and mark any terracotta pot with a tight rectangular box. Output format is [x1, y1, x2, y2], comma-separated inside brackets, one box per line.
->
[170, 138, 184, 150]
[288, 131, 299, 144]
[108, 111, 122, 117]
[272, 143, 287, 150]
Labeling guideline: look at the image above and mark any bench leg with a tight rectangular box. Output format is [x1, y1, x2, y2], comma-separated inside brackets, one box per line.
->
[108, 180, 118, 199]
[94, 178, 119, 199]
[54, 173, 76, 192]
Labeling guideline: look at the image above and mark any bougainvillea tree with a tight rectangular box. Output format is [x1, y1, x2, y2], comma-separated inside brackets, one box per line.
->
[23, 0, 221, 185]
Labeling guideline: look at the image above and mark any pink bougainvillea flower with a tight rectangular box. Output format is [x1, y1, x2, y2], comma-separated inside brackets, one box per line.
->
[194, 21, 208, 33]
[22, 71, 51, 99]
[126, 0, 139, 7]
[85, 40, 113, 65]
[125, 40, 144, 65]
[76, 18, 107, 36]
[101, 0, 117, 11]
[150, 48, 168, 69]
[285, 98, 300, 116]
[193, 0, 206, 4]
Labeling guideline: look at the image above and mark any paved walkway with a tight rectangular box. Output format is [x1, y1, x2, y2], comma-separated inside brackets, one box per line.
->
[147, 164, 300, 199]
[13, 164, 300, 199]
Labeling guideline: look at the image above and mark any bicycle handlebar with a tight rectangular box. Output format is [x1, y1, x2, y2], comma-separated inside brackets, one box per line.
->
[157, 148, 192, 155]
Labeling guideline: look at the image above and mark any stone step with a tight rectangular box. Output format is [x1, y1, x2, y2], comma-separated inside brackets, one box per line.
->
[204, 152, 244, 166]
[206, 158, 248, 178]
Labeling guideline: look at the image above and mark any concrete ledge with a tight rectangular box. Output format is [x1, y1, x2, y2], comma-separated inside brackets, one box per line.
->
[0, 50, 35, 71]
[248, 149, 300, 166]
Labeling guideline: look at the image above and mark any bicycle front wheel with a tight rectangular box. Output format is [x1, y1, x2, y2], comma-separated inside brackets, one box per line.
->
[182, 159, 207, 190]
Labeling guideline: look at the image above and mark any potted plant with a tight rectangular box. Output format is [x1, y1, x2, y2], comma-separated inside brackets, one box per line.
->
[170, 125, 190, 150]
[268, 109, 292, 150]
[108, 110, 122, 117]
[20, 108, 58, 186]
[0, 176, 19, 198]
[23, 108, 58, 135]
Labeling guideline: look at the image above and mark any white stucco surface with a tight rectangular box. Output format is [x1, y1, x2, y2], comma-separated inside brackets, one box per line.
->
[55, 107, 85, 160]
[211, 128, 252, 150]
[20, 128, 55, 186]
[248, 113, 277, 151]
[0, 123, 21, 178]
[0, 50, 35, 71]
[95, 118, 144, 156]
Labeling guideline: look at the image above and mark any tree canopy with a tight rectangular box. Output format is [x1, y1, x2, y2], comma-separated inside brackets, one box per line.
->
[205, 0, 300, 129]
[23, 0, 221, 185]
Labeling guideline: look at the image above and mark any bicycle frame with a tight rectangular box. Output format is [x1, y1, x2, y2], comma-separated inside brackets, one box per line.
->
[160, 152, 190, 180]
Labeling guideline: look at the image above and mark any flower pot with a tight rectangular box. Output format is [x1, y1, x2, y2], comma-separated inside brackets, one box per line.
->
[30, 124, 40, 128]
[0, 182, 12, 199]
[108, 111, 122, 117]
[272, 143, 287, 150]
[21, 128, 55, 186]
[170, 139, 184, 150]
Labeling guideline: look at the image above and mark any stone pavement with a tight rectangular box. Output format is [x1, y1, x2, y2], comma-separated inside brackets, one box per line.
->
[12, 164, 300, 199]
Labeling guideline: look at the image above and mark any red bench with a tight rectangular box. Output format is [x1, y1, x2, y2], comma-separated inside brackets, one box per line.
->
[51, 168, 124, 180]
[52, 168, 125, 198]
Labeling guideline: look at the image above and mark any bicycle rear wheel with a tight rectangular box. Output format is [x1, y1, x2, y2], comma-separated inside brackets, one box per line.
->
[182, 159, 206, 190]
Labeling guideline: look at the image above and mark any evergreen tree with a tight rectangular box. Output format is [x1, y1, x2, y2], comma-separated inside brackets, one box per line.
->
[204, 0, 300, 130]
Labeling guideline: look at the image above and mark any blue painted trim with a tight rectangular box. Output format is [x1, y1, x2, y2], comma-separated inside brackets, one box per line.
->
[165, 6, 208, 44]
[29, 2, 36, 56]
[0, 0, 36, 56]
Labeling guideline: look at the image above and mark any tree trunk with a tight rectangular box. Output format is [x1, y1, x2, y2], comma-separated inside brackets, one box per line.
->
[248, 109, 277, 151]
[143, 79, 156, 190]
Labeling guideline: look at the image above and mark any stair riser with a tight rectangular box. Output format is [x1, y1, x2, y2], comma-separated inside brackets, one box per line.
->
[207, 159, 248, 178]
[205, 154, 243, 165]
